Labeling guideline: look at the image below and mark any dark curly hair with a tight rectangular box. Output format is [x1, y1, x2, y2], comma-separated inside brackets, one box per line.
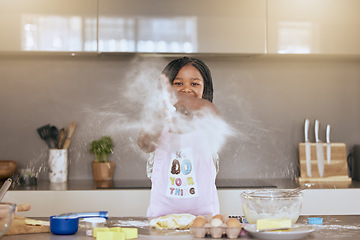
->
[161, 57, 214, 102]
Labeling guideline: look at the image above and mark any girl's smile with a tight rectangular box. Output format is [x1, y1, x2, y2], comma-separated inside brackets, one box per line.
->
[172, 63, 204, 99]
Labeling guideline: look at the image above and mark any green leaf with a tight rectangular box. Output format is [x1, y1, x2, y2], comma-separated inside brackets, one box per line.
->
[89, 136, 114, 162]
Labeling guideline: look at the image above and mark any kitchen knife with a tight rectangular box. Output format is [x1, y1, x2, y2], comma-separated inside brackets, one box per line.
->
[326, 124, 331, 164]
[315, 120, 324, 177]
[304, 119, 312, 177]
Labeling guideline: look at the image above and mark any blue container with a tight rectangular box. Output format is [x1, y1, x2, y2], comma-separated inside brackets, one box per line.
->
[308, 217, 323, 225]
[50, 216, 79, 235]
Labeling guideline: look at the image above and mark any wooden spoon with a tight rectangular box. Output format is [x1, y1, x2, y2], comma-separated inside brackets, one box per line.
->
[63, 121, 76, 149]
[57, 128, 66, 149]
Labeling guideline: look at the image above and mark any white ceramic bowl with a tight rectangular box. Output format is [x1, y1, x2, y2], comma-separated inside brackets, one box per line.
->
[240, 189, 303, 224]
[0, 202, 16, 237]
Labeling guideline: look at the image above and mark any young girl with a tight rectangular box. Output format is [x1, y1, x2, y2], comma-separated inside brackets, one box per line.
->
[138, 57, 226, 218]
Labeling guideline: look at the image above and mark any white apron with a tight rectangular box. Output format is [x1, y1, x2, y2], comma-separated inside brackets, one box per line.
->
[147, 126, 219, 218]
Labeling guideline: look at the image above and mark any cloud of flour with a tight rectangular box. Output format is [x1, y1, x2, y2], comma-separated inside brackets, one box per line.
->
[120, 58, 235, 157]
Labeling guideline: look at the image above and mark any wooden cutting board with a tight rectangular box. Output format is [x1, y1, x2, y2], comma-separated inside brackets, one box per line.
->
[5, 216, 50, 235]
[298, 142, 351, 182]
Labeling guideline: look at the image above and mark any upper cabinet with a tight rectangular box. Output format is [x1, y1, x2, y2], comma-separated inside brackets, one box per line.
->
[98, 0, 267, 54]
[267, 0, 360, 54]
[2, 0, 359, 55]
[0, 0, 97, 52]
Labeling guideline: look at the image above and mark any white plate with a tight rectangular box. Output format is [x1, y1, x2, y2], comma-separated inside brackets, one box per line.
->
[244, 224, 314, 240]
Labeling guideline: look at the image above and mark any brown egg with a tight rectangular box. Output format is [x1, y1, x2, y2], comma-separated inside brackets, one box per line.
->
[226, 218, 242, 228]
[212, 214, 223, 221]
[191, 217, 207, 227]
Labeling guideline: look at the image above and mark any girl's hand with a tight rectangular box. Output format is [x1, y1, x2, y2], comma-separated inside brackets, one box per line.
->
[138, 130, 162, 153]
[174, 93, 221, 117]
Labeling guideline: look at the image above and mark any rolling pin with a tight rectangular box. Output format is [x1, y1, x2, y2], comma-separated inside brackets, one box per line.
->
[16, 203, 31, 212]
[63, 121, 76, 149]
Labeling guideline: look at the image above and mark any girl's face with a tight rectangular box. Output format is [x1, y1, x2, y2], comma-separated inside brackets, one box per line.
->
[172, 63, 204, 99]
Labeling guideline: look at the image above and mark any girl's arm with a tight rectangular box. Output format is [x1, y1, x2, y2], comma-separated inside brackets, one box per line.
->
[174, 94, 221, 117]
[138, 74, 174, 153]
[138, 91, 220, 153]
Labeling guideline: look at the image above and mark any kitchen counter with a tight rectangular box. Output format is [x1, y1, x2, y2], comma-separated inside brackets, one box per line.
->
[2, 215, 360, 239]
[5, 179, 360, 217]
[7, 178, 360, 191]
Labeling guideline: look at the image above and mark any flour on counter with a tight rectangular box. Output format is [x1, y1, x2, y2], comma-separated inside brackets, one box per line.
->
[108, 219, 150, 228]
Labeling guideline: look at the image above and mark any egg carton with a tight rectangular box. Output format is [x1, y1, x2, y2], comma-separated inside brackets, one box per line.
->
[190, 215, 243, 239]
[190, 224, 242, 239]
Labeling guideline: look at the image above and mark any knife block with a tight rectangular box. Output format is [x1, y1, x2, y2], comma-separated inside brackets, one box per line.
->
[298, 143, 351, 182]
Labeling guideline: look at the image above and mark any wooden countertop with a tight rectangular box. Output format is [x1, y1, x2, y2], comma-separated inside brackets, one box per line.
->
[1, 215, 360, 239]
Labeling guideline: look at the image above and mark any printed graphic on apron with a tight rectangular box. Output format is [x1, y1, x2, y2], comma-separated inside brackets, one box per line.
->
[166, 148, 198, 198]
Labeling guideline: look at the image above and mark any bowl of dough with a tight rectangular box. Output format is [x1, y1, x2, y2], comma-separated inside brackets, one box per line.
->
[0, 202, 16, 237]
[240, 189, 304, 224]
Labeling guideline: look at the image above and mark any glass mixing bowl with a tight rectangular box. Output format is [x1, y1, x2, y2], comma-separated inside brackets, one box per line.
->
[240, 189, 303, 224]
[0, 202, 16, 237]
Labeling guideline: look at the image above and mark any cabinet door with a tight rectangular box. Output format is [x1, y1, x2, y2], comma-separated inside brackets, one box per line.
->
[98, 0, 266, 53]
[0, 0, 97, 52]
[268, 0, 360, 54]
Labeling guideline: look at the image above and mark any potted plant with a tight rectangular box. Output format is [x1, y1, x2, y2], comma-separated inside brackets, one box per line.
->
[90, 136, 115, 181]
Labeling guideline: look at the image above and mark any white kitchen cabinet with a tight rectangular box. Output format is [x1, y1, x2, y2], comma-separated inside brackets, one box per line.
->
[98, 0, 266, 54]
[0, 0, 97, 52]
[267, 0, 360, 54]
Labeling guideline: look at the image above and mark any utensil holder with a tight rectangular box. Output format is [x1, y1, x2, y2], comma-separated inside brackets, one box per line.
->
[49, 182, 68, 191]
[48, 149, 68, 183]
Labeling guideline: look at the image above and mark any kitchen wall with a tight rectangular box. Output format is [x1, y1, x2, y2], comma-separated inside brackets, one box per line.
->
[1, 54, 359, 182]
